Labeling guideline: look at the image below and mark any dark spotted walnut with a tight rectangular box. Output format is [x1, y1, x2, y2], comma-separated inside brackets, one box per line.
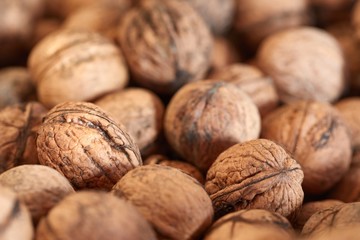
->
[205, 139, 304, 219]
[0, 186, 33, 240]
[204, 209, 294, 240]
[0, 102, 47, 174]
[164, 81, 260, 172]
[112, 165, 213, 240]
[36, 102, 141, 190]
[36, 191, 156, 240]
[261, 101, 352, 194]
[0, 165, 75, 224]
[118, 0, 213, 95]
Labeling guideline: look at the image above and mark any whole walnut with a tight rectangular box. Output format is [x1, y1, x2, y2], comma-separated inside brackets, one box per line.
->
[95, 88, 164, 156]
[144, 154, 204, 184]
[261, 101, 352, 194]
[0, 165, 75, 224]
[118, 0, 213, 95]
[36, 191, 157, 240]
[205, 139, 304, 219]
[28, 29, 128, 108]
[204, 209, 294, 240]
[0, 102, 47, 174]
[112, 165, 213, 240]
[164, 81, 260, 172]
[257, 27, 345, 103]
[209, 64, 279, 117]
[210, 37, 242, 72]
[0, 186, 33, 240]
[0, 67, 36, 109]
[234, 0, 310, 48]
[36, 102, 141, 190]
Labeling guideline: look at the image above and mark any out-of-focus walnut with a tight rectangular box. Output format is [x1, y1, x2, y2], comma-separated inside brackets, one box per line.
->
[0, 102, 47, 174]
[205, 139, 304, 219]
[0, 165, 75, 224]
[164, 81, 260, 172]
[95, 88, 164, 157]
[204, 209, 295, 240]
[144, 154, 204, 184]
[257, 27, 345, 103]
[118, 0, 213, 95]
[0, 68, 36, 109]
[37, 102, 141, 190]
[36, 191, 157, 240]
[261, 101, 352, 195]
[0, 186, 33, 240]
[209, 64, 279, 117]
[30, 18, 61, 47]
[310, 0, 354, 25]
[112, 165, 213, 240]
[28, 29, 128, 108]
[210, 37, 241, 72]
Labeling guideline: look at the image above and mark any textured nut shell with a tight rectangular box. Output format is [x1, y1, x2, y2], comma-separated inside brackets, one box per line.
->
[0, 165, 75, 224]
[204, 209, 294, 240]
[165, 81, 260, 171]
[257, 27, 345, 103]
[28, 29, 128, 108]
[307, 225, 360, 240]
[95, 88, 164, 156]
[112, 165, 213, 240]
[210, 64, 279, 117]
[37, 102, 141, 190]
[118, 0, 213, 94]
[144, 154, 204, 184]
[36, 191, 156, 240]
[0, 102, 47, 173]
[261, 101, 351, 194]
[0, 186, 33, 240]
[205, 139, 304, 219]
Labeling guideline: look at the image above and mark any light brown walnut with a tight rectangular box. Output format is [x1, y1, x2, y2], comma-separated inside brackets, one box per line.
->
[37, 102, 141, 190]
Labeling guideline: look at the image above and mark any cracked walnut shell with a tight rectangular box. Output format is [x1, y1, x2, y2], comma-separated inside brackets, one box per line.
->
[36, 102, 141, 190]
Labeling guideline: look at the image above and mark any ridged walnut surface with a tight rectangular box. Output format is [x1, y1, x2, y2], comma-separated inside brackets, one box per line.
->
[37, 102, 141, 190]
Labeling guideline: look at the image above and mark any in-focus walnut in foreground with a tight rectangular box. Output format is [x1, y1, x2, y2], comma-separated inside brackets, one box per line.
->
[37, 102, 141, 190]
[205, 139, 304, 219]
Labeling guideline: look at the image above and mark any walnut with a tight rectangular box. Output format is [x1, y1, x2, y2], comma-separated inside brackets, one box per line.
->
[36, 190, 157, 240]
[205, 139, 304, 219]
[112, 165, 213, 239]
[0, 165, 75, 224]
[0, 102, 47, 174]
[36, 102, 141, 190]
[209, 64, 279, 117]
[30, 18, 61, 47]
[257, 27, 345, 103]
[95, 88, 164, 156]
[0, 67, 36, 109]
[28, 29, 128, 108]
[204, 209, 294, 240]
[311, 0, 354, 25]
[210, 37, 242, 72]
[164, 81, 260, 172]
[261, 101, 352, 194]
[118, 0, 213, 95]
[144, 154, 204, 184]
[0, 185, 33, 240]
[307, 225, 360, 240]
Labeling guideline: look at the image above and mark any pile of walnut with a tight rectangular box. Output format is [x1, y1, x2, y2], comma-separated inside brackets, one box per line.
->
[2, 0, 360, 239]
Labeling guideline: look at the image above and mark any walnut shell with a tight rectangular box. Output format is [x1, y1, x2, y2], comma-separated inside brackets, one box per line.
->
[0, 102, 47, 174]
[118, 0, 213, 94]
[164, 81, 260, 172]
[0, 186, 33, 240]
[0, 165, 75, 224]
[205, 139, 304, 219]
[261, 101, 352, 194]
[209, 64, 279, 117]
[28, 29, 128, 108]
[210, 37, 241, 72]
[307, 225, 360, 240]
[204, 209, 294, 240]
[36, 102, 141, 190]
[95, 88, 164, 156]
[112, 165, 213, 239]
[257, 27, 345, 103]
[36, 191, 157, 240]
